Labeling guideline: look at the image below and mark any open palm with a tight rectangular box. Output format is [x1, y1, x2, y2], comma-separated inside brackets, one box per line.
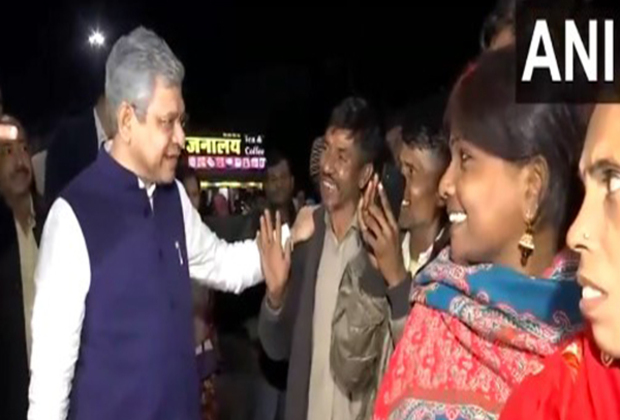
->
[257, 210, 291, 307]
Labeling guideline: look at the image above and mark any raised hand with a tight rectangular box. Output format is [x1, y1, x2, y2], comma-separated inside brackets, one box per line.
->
[257, 209, 291, 309]
[360, 178, 407, 287]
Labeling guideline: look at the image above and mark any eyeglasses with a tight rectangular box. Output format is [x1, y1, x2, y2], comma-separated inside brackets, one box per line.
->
[155, 113, 189, 134]
[131, 103, 189, 135]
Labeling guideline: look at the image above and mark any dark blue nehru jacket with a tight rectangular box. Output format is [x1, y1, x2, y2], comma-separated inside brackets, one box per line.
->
[61, 151, 200, 420]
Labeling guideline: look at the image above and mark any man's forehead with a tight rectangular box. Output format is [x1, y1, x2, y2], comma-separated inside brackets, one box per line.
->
[149, 80, 184, 112]
[581, 104, 620, 170]
[326, 127, 355, 146]
[268, 160, 290, 173]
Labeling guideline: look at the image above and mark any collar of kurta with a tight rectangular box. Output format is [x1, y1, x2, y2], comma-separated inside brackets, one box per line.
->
[323, 207, 360, 244]
[11, 194, 36, 233]
[402, 227, 445, 275]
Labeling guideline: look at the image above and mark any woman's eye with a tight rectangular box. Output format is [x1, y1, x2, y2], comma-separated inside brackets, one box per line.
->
[458, 150, 472, 170]
[605, 170, 620, 194]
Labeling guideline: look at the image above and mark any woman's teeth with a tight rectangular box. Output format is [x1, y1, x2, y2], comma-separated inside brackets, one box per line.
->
[449, 212, 467, 224]
[582, 285, 604, 300]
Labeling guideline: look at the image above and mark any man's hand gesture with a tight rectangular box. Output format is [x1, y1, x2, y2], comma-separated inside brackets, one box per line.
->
[257, 210, 291, 309]
[359, 175, 407, 287]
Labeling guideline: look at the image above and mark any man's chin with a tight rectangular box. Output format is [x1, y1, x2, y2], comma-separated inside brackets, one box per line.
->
[398, 217, 413, 231]
[12, 187, 32, 198]
[157, 171, 176, 185]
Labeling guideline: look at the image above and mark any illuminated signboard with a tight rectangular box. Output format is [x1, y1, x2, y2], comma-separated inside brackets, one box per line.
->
[185, 133, 266, 171]
[183, 132, 266, 186]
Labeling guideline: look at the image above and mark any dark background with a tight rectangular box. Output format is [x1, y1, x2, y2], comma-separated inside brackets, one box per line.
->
[0, 3, 496, 191]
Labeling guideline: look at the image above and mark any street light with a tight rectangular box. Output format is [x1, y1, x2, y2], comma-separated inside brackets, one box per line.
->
[88, 30, 105, 48]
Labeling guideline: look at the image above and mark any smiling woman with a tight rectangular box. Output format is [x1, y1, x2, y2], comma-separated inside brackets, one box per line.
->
[372, 46, 589, 420]
[441, 47, 586, 273]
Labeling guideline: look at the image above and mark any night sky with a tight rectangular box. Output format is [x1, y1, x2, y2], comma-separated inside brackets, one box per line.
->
[0, 3, 496, 190]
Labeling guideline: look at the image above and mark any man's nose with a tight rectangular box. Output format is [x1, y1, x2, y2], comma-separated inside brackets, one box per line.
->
[172, 123, 185, 148]
[15, 149, 30, 167]
[321, 155, 334, 176]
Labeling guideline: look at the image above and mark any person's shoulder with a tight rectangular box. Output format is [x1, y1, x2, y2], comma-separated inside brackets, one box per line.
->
[291, 206, 326, 259]
[311, 205, 326, 225]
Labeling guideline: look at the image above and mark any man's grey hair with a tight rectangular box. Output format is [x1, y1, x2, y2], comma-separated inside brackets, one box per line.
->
[105, 26, 185, 127]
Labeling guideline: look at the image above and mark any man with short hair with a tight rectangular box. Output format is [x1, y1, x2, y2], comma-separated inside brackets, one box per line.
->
[394, 94, 450, 275]
[28, 27, 295, 420]
[0, 115, 46, 420]
[258, 97, 382, 420]
[264, 149, 296, 226]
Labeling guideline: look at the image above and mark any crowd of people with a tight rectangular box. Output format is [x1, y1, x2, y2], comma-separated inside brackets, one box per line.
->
[1, 0, 619, 420]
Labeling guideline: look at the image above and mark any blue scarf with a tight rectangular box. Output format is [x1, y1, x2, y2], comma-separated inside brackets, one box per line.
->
[411, 247, 584, 352]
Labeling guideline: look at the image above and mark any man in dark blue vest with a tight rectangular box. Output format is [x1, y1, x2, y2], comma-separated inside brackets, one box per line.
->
[28, 27, 299, 420]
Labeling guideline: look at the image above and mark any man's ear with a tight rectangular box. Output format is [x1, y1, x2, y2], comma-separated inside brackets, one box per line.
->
[117, 102, 135, 145]
[359, 163, 374, 189]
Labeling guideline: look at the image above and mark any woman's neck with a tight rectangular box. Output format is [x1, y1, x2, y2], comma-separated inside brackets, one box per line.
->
[496, 227, 559, 278]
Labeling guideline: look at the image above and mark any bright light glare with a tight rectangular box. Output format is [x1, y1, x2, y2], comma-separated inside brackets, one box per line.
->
[88, 30, 105, 47]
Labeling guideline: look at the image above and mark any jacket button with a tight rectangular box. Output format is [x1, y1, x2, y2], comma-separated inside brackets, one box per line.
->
[158, 249, 163, 260]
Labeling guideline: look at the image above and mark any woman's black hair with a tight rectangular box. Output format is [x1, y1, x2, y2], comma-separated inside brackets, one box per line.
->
[445, 46, 590, 246]
[480, 0, 597, 50]
[480, 0, 522, 49]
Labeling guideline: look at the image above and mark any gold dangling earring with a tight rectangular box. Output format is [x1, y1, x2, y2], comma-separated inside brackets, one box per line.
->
[518, 217, 535, 267]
